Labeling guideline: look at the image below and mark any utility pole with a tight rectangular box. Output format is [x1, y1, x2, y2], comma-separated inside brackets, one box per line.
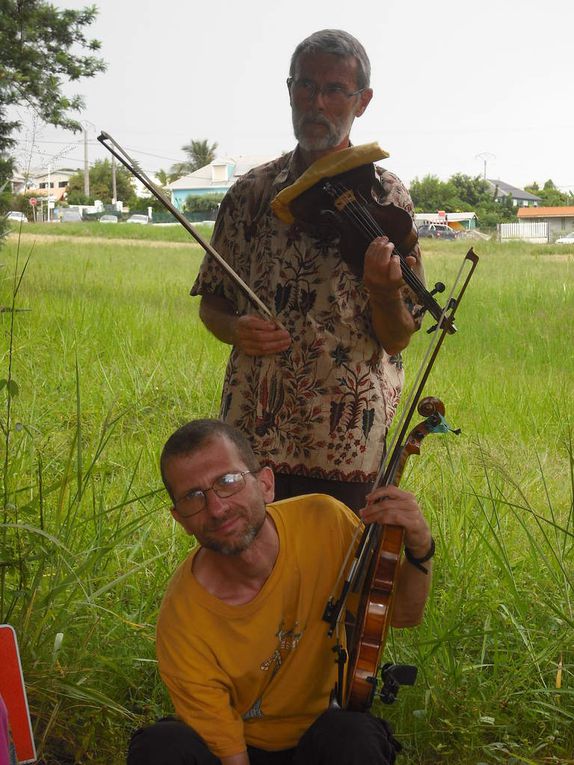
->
[111, 154, 117, 205]
[83, 124, 90, 199]
[475, 152, 496, 181]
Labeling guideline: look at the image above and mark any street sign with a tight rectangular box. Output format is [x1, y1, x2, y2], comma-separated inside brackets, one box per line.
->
[29, 197, 37, 207]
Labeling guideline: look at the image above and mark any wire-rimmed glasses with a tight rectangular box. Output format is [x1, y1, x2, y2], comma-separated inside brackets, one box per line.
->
[174, 471, 255, 518]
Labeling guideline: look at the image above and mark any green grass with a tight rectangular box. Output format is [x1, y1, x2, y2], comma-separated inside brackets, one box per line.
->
[0, 234, 572, 763]
[8, 220, 215, 243]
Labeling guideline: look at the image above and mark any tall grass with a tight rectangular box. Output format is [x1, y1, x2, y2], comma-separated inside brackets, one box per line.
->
[0, 234, 572, 763]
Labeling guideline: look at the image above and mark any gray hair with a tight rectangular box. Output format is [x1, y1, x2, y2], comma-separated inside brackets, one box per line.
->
[289, 29, 371, 89]
[160, 419, 261, 501]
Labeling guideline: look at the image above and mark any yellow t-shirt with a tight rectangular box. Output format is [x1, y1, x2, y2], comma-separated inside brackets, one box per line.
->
[156, 494, 360, 759]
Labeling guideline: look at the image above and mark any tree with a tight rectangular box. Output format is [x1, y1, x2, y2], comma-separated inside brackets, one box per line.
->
[524, 179, 573, 207]
[409, 174, 463, 213]
[449, 174, 490, 208]
[0, 0, 105, 237]
[66, 159, 135, 205]
[169, 139, 218, 179]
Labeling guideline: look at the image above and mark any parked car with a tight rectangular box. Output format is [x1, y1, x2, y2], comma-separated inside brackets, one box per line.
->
[125, 214, 150, 225]
[61, 209, 83, 223]
[99, 214, 118, 224]
[417, 223, 457, 240]
[6, 211, 28, 223]
[555, 232, 574, 244]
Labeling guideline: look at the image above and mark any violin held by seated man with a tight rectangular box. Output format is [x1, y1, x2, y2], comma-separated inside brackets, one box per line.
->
[127, 418, 433, 765]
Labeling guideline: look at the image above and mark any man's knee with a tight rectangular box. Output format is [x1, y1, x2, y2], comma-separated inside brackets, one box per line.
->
[295, 709, 401, 764]
[127, 717, 219, 765]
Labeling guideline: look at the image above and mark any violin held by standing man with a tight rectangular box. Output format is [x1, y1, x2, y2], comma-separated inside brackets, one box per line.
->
[126, 418, 433, 765]
[191, 29, 425, 513]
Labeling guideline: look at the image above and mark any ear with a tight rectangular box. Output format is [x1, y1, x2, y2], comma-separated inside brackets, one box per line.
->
[257, 466, 276, 503]
[355, 88, 373, 118]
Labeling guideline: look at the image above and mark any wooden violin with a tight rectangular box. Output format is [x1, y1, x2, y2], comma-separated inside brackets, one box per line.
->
[323, 248, 479, 711]
[280, 160, 456, 334]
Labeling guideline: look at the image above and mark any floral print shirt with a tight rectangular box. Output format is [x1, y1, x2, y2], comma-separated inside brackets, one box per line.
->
[191, 148, 421, 483]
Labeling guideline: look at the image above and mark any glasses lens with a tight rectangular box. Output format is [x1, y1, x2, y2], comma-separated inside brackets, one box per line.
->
[213, 472, 246, 498]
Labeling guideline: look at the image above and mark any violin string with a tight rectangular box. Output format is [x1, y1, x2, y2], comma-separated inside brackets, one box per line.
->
[327, 182, 427, 297]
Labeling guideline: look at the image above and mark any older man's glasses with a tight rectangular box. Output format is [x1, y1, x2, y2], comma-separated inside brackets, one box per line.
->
[174, 471, 255, 518]
[287, 77, 365, 107]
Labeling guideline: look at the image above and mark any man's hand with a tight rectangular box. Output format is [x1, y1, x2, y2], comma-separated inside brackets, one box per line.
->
[360, 484, 432, 556]
[233, 315, 291, 357]
[363, 236, 417, 301]
[360, 484, 433, 627]
[361, 237, 419, 355]
[199, 295, 291, 356]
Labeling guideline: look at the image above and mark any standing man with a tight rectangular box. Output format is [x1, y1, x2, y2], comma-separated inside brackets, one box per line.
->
[127, 419, 434, 764]
[191, 30, 424, 512]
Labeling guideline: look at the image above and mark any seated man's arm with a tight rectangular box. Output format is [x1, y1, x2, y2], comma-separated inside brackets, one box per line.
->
[359, 484, 432, 627]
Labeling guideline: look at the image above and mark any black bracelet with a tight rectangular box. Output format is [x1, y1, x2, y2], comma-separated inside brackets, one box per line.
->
[404, 537, 435, 575]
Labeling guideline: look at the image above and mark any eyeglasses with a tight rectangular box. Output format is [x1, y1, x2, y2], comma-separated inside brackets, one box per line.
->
[174, 471, 255, 518]
[287, 77, 365, 107]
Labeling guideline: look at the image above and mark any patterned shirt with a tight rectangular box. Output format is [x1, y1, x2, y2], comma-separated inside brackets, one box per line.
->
[191, 147, 421, 483]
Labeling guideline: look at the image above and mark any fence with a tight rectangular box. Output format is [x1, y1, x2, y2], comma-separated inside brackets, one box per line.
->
[498, 221, 549, 243]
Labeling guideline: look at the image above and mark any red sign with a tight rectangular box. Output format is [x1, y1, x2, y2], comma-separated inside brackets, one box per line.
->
[28, 198, 37, 207]
[0, 625, 36, 763]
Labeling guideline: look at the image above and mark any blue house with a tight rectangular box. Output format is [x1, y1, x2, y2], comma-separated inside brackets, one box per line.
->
[168, 156, 276, 210]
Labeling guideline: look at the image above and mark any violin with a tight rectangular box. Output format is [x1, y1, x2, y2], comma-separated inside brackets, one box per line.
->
[277, 159, 455, 333]
[323, 248, 479, 711]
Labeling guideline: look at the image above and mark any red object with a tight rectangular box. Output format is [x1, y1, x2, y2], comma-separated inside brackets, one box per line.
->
[28, 198, 37, 207]
[0, 625, 36, 763]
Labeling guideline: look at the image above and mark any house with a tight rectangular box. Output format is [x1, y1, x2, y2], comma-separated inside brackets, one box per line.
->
[414, 212, 477, 230]
[13, 168, 77, 202]
[517, 206, 574, 239]
[486, 179, 541, 207]
[169, 156, 276, 210]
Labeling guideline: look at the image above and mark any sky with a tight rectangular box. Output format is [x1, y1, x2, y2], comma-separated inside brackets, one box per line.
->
[12, 0, 574, 192]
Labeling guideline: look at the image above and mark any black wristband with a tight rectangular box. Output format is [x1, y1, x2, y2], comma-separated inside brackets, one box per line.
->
[404, 537, 435, 575]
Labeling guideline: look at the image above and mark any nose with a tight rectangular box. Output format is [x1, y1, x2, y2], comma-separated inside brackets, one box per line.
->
[203, 487, 228, 516]
[310, 86, 328, 108]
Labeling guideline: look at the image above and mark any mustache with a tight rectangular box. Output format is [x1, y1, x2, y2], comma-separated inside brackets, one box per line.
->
[205, 512, 240, 532]
[296, 113, 332, 128]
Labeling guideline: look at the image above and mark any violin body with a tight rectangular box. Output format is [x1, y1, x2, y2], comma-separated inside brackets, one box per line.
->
[344, 397, 446, 711]
[288, 163, 418, 278]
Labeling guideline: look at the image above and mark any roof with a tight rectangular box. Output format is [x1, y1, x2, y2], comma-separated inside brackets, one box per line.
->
[517, 206, 574, 219]
[169, 156, 277, 191]
[487, 179, 541, 202]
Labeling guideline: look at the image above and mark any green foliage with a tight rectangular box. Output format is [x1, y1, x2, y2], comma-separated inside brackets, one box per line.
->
[169, 138, 218, 179]
[1, 233, 572, 761]
[183, 193, 225, 213]
[67, 159, 136, 205]
[525, 179, 574, 207]
[0, 0, 105, 241]
[409, 175, 464, 213]
[410, 173, 519, 227]
[0, 1, 106, 133]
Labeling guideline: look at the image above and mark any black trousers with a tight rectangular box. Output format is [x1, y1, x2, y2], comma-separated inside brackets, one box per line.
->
[272, 474, 373, 515]
[127, 709, 401, 764]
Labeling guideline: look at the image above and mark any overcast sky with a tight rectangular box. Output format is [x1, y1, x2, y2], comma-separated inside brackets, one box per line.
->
[12, 0, 574, 191]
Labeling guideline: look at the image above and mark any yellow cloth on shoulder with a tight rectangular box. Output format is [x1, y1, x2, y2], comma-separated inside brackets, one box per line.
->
[271, 142, 390, 224]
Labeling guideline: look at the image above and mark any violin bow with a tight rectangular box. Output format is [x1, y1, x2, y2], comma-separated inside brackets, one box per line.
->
[97, 132, 278, 323]
[323, 248, 479, 708]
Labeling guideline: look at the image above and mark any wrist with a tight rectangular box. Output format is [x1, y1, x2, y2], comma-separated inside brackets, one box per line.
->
[404, 536, 435, 574]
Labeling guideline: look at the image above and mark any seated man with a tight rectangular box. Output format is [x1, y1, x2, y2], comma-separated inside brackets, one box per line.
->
[128, 420, 434, 765]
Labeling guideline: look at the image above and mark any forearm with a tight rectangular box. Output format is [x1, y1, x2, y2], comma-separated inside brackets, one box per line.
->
[199, 294, 238, 345]
[390, 556, 432, 627]
[369, 294, 417, 355]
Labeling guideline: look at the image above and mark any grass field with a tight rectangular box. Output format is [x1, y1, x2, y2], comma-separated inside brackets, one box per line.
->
[1, 229, 572, 764]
